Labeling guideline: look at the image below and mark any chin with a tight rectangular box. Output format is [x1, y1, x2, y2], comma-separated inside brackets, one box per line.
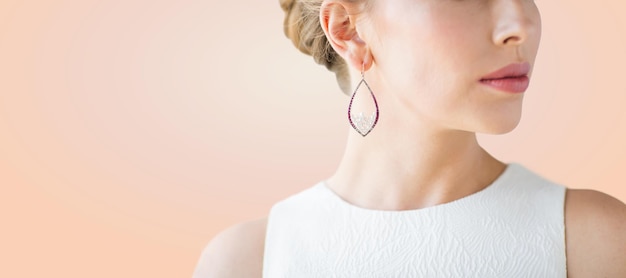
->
[470, 101, 524, 134]
[478, 116, 522, 134]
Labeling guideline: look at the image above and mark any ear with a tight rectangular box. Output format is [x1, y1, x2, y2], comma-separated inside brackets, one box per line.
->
[319, 1, 373, 72]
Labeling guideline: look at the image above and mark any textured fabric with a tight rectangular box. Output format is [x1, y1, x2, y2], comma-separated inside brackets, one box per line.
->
[262, 162, 568, 277]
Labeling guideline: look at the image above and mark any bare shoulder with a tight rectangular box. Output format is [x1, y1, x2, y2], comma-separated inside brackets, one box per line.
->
[564, 188, 626, 277]
[192, 217, 268, 278]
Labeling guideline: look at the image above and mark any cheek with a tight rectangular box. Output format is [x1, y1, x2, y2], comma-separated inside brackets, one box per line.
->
[428, 11, 486, 78]
[376, 24, 474, 100]
[369, 3, 487, 118]
[379, 41, 461, 121]
[372, 6, 480, 88]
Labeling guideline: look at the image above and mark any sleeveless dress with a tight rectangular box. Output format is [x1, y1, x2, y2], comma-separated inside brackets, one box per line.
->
[262, 162, 568, 277]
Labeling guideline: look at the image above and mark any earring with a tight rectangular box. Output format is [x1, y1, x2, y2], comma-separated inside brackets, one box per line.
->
[348, 63, 379, 137]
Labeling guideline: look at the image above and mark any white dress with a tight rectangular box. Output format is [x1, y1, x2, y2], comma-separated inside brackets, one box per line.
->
[262, 162, 568, 277]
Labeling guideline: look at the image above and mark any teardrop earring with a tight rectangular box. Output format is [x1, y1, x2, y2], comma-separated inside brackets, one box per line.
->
[347, 63, 379, 137]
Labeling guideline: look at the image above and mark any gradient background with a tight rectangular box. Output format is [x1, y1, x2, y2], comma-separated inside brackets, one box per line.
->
[1, 0, 625, 277]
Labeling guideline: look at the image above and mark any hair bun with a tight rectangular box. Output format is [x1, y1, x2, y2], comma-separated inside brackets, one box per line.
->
[279, 0, 306, 54]
[279, 0, 296, 12]
[278, 0, 351, 95]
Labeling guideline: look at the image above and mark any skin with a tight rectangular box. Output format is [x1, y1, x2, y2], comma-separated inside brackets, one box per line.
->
[195, 0, 626, 277]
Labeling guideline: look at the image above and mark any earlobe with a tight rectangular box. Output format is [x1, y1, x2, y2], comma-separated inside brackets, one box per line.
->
[320, 2, 372, 71]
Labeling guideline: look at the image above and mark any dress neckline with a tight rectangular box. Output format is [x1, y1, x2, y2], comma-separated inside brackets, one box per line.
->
[317, 162, 520, 215]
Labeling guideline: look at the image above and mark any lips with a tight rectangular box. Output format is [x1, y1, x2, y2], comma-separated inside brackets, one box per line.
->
[479, 62, 531, 93]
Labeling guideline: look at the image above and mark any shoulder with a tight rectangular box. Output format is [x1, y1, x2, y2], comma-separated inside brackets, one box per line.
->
[564, 188, 626, 277]
[192, 217, 267, 278]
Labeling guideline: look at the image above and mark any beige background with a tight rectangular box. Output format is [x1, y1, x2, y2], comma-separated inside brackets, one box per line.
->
[1, 0, 625, 277]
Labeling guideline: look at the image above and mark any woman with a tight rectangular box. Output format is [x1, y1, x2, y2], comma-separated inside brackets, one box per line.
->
[194, 0, 626, 277]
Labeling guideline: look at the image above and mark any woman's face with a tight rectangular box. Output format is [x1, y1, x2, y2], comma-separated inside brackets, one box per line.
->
[359, 0, 541, 134]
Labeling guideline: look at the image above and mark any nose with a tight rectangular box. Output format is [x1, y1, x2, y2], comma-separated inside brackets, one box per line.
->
[492, 0, 537, 47]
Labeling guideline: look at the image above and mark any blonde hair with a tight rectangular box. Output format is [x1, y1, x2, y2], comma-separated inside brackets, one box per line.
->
[279, 0, 365, 95]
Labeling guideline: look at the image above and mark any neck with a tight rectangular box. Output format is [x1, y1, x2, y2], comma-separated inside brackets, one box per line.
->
[325, 123, 506, 211]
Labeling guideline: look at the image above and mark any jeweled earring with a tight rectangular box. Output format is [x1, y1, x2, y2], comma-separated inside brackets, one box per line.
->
[348, 63, 379, 137]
